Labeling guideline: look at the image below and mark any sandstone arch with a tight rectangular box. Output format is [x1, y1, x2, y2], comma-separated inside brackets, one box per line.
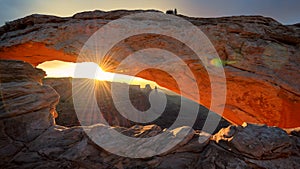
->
[0, 10, 299, 128]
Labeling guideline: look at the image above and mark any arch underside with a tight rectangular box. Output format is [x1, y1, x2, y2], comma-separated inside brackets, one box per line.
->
[1, 39, 299, 128]
[0, 13, 299, 128]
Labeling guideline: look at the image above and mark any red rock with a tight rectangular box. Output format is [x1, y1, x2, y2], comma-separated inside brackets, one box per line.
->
[0, 10, 299, 128]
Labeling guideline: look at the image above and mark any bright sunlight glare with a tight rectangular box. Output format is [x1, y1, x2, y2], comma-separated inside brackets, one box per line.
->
[37, 60, 158, 88]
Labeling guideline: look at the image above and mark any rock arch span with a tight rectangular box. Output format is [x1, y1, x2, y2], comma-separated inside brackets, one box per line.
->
[0, 10, 299, 128]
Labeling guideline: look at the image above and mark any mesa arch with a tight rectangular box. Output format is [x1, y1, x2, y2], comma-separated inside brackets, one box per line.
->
[0, 10, 299, 128]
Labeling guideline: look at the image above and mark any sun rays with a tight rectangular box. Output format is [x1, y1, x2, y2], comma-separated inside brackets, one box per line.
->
[95, 66, 115, 81]
[37, 60, 159, 88]
[37, 60, 117, 81]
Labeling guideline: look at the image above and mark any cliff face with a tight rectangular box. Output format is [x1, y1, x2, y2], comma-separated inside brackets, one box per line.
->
[1, 60, 300, 168]
[0, 60, 59, 162]
[0, 10, 299, 127]
[0, 60, 59, 128]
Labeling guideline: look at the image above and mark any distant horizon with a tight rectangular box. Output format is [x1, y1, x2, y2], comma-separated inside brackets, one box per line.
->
[37, 60, 160, 89]
[0, 0, 299, 26]
[4, 8, 299, 26]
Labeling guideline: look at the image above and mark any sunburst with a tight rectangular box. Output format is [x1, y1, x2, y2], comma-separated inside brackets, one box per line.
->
[95, 66, 115, 81]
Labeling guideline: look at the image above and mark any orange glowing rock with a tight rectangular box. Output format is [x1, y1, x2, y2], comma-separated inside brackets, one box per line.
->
[0, 11, 299, 128]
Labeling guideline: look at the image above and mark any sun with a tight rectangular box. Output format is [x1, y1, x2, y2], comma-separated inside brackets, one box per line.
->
[37, 60, 159, 88]
[95, 67, 114, 81]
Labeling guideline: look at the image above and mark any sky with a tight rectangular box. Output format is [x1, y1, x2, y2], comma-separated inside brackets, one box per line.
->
[0, 0, 299, 26]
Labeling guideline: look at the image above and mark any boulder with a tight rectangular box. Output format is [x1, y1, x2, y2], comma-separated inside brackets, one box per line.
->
[199, 123, 300, 169]
[213, 123, 297, 159]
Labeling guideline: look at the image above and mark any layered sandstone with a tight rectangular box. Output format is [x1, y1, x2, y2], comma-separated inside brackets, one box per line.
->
[0, 10, 299, 127]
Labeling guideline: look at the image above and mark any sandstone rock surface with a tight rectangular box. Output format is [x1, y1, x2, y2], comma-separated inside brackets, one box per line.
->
[0, 60, 59, 139]
[0, 10, 299, 128]
[1, 59, 300, 169]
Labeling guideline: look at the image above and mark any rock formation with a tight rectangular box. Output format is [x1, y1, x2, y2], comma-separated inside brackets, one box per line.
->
[1, 59, 300, 168]
[0, 10, 299, 128]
